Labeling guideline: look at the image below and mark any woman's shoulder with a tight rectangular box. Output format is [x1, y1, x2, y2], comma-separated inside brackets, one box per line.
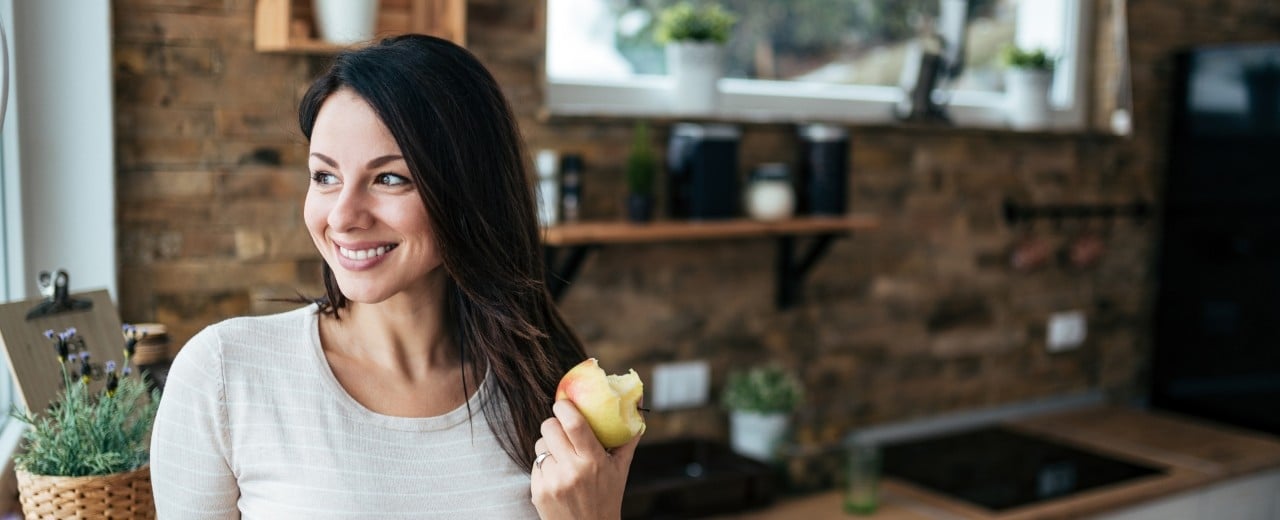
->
[207, 303, 317, 338]
[178, 304, 318, 363]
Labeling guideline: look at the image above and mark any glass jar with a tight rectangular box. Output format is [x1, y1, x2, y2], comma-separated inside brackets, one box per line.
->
[746, 163, 795, 222]
[843, 439, 881, 515]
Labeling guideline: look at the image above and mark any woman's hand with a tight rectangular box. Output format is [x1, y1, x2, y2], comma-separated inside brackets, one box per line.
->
[531, 399, 641, 520]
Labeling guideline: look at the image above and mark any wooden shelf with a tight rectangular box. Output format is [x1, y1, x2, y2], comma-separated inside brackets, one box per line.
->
[254, 0, 465, 54]
[542, 215, 880, 309]
[542, 215, 880, 246]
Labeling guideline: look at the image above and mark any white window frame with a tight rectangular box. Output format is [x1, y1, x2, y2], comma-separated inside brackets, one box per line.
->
[0, 0, 116, 469]
[545, 0, 1092, 130]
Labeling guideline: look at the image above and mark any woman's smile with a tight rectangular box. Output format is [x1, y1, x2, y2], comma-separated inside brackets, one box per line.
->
[333, 241, 400, 270]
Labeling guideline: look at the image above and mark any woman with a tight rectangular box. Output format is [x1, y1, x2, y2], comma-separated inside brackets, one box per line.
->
[150, 34, 638, 519]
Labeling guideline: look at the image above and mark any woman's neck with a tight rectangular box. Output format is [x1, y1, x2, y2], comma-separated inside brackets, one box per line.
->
[323, 283, 459, 381]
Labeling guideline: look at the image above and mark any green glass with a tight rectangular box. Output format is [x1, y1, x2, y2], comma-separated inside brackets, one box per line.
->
[843, 441, 880, 515]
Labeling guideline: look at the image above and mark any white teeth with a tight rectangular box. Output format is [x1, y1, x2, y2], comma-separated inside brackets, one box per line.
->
[339, 245, 394, 260]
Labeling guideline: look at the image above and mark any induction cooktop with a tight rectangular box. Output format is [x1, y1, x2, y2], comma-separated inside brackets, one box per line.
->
[882, 426, 1165, 511]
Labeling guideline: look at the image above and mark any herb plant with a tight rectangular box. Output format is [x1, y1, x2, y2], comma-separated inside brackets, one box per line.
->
[626, 121, 657, 195]
[11, 326, 161, 477]
[655, 2, 737, 44]
[1001, 46, 1055, 71]
[721, 364, 804, 414]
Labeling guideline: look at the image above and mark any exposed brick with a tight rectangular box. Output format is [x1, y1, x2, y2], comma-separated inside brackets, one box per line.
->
[235, 228, 317, 261]
[214, 105, 300, 138]
[116, 12, 247, 50]
[115, 42, 221, 76]
[213, 200, 302, 227]
[216, 165, 307, 199]
[118, 170, 216, 201]
[147, 260, 298, 292]
[116, 107, 216, 138]
[118, 136, 219, 169]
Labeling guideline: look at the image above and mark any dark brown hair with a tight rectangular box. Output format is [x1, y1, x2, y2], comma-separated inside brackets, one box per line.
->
[298, 34, 586, 471]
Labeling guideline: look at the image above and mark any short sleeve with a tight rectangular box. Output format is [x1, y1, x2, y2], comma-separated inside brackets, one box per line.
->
[150, 326, 241, 518]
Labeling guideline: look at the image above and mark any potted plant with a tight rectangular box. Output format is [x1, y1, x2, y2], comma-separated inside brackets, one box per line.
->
[655, 2, 737, 114]
[12, 325, 161, 519]
[625, 121, 657, 222]
[721, 363, 803, 462]
[1001, 45, 1056, 130]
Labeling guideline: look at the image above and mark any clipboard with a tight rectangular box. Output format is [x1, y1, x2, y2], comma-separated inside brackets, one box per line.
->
[0, 289, 124, 415]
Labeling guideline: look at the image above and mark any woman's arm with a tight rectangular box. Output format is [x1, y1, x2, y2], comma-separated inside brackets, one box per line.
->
[150, 327, 241, 518]
[530, 400, 640, 520]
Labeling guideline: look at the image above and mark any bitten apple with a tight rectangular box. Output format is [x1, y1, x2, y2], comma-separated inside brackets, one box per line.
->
[555, 358, 646, 448]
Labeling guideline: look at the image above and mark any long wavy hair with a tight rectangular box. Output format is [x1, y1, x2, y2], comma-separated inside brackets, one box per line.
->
[298, 34, 587, 471]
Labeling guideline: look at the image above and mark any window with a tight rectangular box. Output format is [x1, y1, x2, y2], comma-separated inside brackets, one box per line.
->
[545, 0, 1090, 129]
[0, 0, 117, 467]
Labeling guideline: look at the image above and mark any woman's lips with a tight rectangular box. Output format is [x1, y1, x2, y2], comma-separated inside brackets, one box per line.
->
[333, 242, 398, 270]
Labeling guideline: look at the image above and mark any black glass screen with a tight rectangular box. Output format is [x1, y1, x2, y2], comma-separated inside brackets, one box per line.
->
[882, 427, 1164, 511]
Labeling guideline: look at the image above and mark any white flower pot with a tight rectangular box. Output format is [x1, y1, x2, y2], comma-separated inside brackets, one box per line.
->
[1004, 68, 1054, 130]
[666, 42, 725, 114]
[729, 411, 789, 462]
[313, 0, 380, 45]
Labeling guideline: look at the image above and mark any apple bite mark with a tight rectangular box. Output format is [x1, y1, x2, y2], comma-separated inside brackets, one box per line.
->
[555, 358, 646, 449]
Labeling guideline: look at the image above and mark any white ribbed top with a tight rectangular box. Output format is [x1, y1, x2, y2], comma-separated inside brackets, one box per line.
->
[150, 305, 537, 519]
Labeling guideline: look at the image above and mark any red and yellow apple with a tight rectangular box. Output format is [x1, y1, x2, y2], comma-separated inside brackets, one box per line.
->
[555, 358, 646, 448]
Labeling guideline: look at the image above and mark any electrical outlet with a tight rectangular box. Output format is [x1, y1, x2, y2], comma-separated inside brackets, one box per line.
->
[1047, 310, 1087, 352]
[650, 360, 710, 411]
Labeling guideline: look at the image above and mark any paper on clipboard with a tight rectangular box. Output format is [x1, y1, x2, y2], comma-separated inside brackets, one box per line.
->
[0, 290, 124, 415]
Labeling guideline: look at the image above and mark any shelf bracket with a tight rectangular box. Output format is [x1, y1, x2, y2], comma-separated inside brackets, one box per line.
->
[776, 234, 839, 309]
[545, 245, 595, 301]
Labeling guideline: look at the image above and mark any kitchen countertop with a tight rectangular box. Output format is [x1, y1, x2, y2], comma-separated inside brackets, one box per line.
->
[717, 406, 1280, 520]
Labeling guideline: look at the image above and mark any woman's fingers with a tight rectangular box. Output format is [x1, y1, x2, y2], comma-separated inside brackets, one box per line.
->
[538, 414, 575, 465]
[607, 425, 642, 471]
[552, 399, 608, 459]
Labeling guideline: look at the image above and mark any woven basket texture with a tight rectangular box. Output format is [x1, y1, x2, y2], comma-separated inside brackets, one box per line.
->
[16, 464, 155, 519]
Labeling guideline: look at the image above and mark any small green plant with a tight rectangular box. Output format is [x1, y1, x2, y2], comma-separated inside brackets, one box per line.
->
[626, 121, 657, 195]
[1001, 46, 1055, 71]
[11, 326, 160, 477]
[655, 2, 737, 44]
[721, 364, 804, 414]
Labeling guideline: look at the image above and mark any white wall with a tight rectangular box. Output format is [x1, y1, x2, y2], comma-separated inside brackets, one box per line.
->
[1, 0, 116, 301]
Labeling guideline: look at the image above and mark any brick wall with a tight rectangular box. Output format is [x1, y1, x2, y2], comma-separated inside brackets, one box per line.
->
[112, 0, 1280, 446]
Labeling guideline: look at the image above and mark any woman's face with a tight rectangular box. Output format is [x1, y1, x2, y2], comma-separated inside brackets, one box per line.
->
[304, 88, 442, 304]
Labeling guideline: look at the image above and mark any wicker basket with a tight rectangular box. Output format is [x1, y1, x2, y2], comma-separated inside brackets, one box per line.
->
[15, 464, 155, 519]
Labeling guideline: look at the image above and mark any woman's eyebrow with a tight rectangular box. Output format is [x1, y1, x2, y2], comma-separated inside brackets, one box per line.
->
[308, 153, 404, 170]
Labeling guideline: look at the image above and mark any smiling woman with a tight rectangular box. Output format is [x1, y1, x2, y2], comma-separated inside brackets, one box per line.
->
[545, 0, 1092, 129]
[149, 34, 638, 519]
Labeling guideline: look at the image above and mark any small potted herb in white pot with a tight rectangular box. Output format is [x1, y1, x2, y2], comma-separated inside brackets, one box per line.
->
[1002, 46, 1056, 130]
[655, 2, 737, 114]
[721, 364, 803, 462]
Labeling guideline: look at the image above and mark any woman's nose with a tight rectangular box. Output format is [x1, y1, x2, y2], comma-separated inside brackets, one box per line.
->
[327, 185, 374, 232]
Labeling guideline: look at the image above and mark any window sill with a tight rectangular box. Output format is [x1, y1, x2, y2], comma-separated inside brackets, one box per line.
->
[541, 77, 1100, 136]
[536, 107, 1120, 140]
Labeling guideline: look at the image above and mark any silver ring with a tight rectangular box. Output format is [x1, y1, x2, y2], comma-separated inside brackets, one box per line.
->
[534, 451, 552, 470]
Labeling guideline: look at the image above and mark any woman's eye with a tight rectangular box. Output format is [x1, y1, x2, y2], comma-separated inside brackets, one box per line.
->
[376, 173, 410, 186]
[311, 171, 339, 185]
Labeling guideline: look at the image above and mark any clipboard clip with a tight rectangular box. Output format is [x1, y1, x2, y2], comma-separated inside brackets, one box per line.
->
[25, 269, 93, 320]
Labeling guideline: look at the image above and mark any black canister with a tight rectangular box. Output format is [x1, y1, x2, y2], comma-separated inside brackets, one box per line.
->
[560, 154, 584, 222]
[797, 124, 849, 215]
[666, 123, 741, 220]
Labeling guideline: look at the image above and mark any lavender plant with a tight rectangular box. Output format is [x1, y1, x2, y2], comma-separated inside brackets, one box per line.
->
[11, 326, 161, 477]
